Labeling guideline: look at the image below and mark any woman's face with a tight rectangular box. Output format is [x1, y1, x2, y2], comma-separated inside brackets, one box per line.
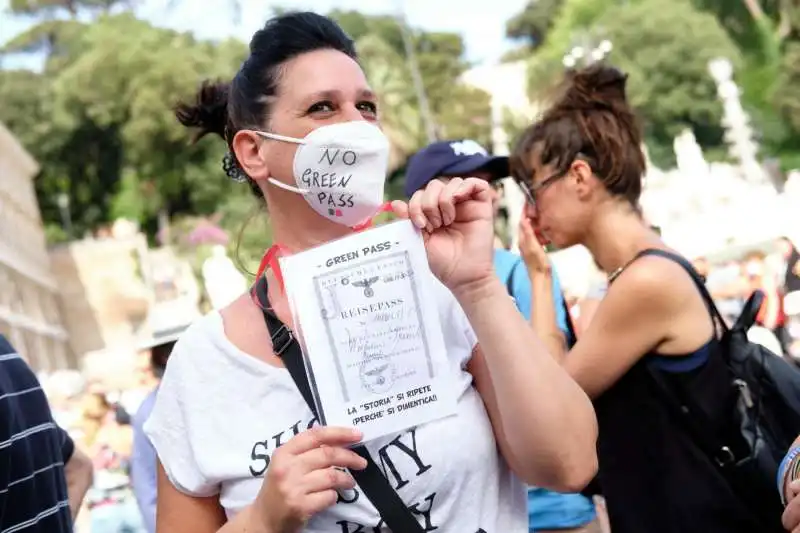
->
[521, 149, 595, 249]
[246, 48, 379, 189]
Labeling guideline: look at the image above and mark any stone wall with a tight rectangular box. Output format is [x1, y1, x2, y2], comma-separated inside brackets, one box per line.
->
[48, 235, 152, 360]
[0, 122, 71, 371]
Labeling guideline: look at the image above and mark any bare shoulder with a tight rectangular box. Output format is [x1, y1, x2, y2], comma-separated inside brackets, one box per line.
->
[612, 253, 700, 310]
[611, 252, 713, 352]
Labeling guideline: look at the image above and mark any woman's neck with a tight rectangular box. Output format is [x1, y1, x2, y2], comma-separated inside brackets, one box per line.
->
[583, 205, 662, 278]
[268, 201, 353, 253]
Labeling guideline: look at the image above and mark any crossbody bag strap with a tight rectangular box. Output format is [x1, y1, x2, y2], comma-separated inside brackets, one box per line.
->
[621, 251, 746, 468]
[254, 277, 424, 533]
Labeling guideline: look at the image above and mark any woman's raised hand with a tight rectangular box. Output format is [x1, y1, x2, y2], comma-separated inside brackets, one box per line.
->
[392, 177, 496, 297]
[518, 215, 552, 275]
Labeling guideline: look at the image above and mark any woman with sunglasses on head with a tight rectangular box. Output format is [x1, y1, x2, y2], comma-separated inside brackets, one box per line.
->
[143, 11, 598, 533]
[511, 64, 780, 533]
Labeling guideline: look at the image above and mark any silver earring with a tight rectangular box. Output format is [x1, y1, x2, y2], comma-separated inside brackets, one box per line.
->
[222, 152, 248, 183]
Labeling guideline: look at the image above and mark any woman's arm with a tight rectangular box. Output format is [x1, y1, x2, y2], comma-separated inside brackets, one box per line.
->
[781, 436, 800, 502]
[517, 218, 567, 360]
[760, 279, 781, 329]
[529, 269, 567, 360]
[782, 436, 800, 531]
[457, 276, 598, 492]
[156, 462, 267, 533]
[533, 255, 700, 399]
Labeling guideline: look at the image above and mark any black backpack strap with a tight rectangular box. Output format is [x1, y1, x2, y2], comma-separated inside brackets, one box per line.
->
[615, 249, 782, 525]
[504, 258, 522, 296]
[562, 297, 577, 347]
[626, 252, 750, 470]
[253, 277, 424, 533]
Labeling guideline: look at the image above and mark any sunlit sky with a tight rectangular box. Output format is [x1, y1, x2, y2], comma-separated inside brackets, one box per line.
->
[0, 0, 528, 69]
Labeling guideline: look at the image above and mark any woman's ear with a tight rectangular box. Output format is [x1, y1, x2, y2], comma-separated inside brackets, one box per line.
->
[572, 159, 594, 200]
[572, 159, 593, 185]
[232, 130, 268, 181]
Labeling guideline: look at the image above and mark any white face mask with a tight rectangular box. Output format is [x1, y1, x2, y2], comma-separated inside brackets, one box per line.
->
[258, 121, 390, 227]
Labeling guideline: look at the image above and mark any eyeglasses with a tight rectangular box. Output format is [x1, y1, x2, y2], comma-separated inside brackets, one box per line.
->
[513, 154, 593, 206]
[513, 169, 568, 206]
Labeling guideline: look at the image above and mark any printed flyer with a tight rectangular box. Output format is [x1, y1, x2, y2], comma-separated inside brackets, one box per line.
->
[280, 220, 457, 442]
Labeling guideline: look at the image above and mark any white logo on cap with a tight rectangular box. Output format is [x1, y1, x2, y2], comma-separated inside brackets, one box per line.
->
[450, 140, 487, 157]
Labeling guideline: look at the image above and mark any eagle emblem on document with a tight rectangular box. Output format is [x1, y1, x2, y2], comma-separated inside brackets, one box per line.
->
[352, 276, 380, 298]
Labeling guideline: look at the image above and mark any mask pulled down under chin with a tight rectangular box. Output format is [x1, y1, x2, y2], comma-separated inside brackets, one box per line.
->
[261, 121, 391, 228]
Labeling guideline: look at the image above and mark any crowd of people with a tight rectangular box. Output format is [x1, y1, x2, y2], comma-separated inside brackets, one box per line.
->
[2, 10, 800, 533]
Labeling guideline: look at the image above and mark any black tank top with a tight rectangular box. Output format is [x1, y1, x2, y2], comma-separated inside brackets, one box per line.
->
[593, 342, 771, 532]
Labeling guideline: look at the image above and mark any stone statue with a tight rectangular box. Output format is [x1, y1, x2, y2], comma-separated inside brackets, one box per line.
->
[202, 245, 247, 310]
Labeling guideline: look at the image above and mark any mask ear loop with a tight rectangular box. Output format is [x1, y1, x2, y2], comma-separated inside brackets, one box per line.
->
[352, 201, 393, 231]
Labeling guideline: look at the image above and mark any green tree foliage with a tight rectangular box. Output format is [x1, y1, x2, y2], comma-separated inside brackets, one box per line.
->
[1, 10, 246, 241]
[690, 0, 799, 166]
[507, 0, 800, 170]
[3, 0, 131, 57]
[509, 0, 739, 167]
[329, 9, 491, 158]
[598, 0, 740, 166]
[0, 5, 490, 257]
[505, 0, 564, 53]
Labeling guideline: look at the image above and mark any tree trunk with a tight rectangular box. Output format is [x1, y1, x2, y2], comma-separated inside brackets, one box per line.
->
[778, 0, 792, 39]
[742, 0, 766, 21]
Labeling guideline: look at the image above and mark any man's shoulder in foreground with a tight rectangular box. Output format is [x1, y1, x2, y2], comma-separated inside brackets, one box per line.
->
[0, 335, 74, 533]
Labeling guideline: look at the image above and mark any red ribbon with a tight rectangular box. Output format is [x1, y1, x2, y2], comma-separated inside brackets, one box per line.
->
[252, 202, 394, 308]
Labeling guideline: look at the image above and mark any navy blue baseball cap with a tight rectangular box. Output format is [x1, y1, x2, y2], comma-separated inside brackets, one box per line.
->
[404, 139, 510, 198]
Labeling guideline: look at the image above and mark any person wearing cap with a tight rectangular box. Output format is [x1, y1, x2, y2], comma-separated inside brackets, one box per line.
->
[405, 139, 599, 533]
[131, 329, 185, 533]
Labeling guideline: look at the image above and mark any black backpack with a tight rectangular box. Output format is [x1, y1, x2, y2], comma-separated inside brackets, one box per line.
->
[640, 249, 800, 528]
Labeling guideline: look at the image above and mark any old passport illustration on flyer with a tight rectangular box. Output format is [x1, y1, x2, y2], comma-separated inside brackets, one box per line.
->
[280, 219, 457, 442]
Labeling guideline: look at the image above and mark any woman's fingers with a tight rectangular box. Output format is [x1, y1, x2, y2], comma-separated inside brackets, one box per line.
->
[390, 200, 410, 220]
[420, 179, 446, 231]
[280, 426, 362, 456]
[438, 178, 464, 226]
[301, 467, 357, 494]
[452, 177, 491, 203]
[301, 490, 340, 517]
[296, 445, 368, 474]
[408, 189, 428, 230]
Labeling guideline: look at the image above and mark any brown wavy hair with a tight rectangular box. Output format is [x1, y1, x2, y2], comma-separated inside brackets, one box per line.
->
[511, 64, 646, 207]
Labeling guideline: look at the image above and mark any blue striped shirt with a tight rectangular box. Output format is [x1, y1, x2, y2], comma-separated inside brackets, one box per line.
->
[0, 335, 74, 533]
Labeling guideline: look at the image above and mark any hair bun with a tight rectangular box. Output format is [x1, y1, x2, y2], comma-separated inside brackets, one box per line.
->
[175, 80, 230, 143]
[561, 64, 629, 112]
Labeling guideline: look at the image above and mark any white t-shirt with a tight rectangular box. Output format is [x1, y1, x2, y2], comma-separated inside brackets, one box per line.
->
[144, 279, 527, 533]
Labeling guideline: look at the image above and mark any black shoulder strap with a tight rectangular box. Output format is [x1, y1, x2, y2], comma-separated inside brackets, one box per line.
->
[562, 296, 577, 347]
[254, 277, 424, 533]
[505, 258, 522, 296]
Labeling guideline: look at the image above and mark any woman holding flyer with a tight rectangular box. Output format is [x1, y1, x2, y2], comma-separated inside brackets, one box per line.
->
[144, 11, 597, 533]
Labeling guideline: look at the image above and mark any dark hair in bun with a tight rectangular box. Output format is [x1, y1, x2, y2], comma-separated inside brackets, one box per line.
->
[174, 11, 357, 198]
[511, 63, 645, 207]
